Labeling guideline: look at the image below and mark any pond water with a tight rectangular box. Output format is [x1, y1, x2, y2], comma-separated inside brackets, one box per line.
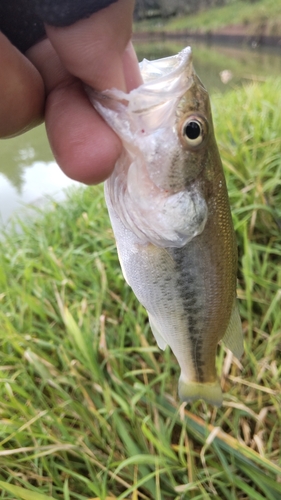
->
[1, 40, 281, 225]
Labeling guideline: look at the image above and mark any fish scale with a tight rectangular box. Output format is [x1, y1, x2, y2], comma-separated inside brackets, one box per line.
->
[89, 46, 244, 406]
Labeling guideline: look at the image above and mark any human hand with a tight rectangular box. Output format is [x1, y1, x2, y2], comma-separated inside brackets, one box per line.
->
[0, 32, 44, 138]
[2, 0, 142, 184]
[28, 0, 142, 184]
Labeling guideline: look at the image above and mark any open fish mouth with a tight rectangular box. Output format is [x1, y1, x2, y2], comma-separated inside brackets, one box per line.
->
[89, 47, 194, 133]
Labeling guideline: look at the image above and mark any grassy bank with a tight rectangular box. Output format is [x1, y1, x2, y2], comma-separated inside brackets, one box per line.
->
[0, 78, 281, 499]
[134, 0, 281, 37]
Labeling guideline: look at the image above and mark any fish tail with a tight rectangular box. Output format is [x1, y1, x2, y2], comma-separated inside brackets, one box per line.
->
[178, 376, 222, 406]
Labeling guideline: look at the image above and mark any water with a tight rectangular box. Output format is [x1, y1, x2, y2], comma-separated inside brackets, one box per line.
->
[0, 124, 79, 226]
[1, 40, 281, 225]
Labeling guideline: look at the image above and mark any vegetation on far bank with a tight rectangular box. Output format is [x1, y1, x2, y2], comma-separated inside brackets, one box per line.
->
[134, 0, 281, 37]
[0, 77, 281, 499]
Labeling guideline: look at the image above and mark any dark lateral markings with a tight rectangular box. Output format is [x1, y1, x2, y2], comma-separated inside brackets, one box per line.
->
[171, 247, 205, 382]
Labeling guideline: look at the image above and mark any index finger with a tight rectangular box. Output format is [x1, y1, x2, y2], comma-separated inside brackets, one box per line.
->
[45, 0, 142, 92]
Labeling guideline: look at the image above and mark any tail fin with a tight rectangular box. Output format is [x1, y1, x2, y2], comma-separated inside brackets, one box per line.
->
[178, 377, 222, 406]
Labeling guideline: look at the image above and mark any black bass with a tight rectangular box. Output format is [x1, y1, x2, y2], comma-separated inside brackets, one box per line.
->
[89, 47, 243, 406]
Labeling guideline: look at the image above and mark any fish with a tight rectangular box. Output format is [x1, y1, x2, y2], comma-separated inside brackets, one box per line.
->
[89, 46, 243, 406]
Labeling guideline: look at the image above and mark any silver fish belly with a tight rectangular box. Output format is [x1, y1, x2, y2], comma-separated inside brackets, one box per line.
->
[89, 46, 243, 406]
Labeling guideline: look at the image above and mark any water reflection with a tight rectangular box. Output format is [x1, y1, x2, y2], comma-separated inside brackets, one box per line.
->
[0, 124, 54, 193]
[0, 126, 79, 225]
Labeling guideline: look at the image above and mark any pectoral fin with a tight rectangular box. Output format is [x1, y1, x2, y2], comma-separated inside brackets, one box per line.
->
[222, 301, 244, 359]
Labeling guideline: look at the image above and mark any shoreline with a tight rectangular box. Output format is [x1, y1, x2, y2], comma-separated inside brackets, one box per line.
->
[133, 30, 281, 48]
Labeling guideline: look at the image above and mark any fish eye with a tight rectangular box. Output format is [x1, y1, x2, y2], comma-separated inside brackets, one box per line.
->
[182, 117, 206, 148]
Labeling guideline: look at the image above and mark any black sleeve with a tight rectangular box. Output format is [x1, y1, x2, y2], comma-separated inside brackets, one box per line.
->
[0, 0, 118, 53]
[33, 0, 118, 26]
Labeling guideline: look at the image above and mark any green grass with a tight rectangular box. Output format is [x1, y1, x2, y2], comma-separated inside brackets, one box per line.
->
[134, 0, 281, 35]
[0, 77, 281, 499]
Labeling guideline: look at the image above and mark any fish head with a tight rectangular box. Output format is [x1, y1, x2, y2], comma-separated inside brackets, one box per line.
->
[89, 47, 220, 246]
[173, 72, 216, 186]
[90, 48, 217, 191]
[140, 66, 219, 193]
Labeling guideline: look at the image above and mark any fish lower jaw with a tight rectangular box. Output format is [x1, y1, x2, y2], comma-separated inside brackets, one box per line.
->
[178, 376, 222, 407]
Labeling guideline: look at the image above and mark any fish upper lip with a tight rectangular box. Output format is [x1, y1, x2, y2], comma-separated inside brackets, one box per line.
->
[88, 46, 194, 114]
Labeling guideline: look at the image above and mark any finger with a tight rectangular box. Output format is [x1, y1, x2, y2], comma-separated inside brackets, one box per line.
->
[46, 81, 121, 184]
[45, 0, 142, 92]
[0, 32, 44, 138]
[26, 0, 143, 184]
[27, 38, 122, 184]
